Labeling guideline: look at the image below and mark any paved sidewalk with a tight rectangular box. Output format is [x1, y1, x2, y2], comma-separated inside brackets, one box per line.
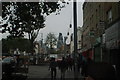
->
[27, 65, 84, 80]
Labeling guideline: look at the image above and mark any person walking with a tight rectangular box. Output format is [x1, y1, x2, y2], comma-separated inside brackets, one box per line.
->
[81, 57, 93, 77]
[77, 54, 83, 73]
[66, 55, 73, 71]
[59, 57, 67, 80]
[49, 57, 58, 80]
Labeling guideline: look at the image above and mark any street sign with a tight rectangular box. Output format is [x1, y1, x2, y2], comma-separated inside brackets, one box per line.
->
[97, 21, 105, 30]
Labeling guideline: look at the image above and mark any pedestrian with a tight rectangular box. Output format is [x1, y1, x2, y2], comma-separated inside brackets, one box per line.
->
[49, 57, 58, 80]
[81, 57, 93, 77]
[66, 55, 73, 71]
[65, 56, 68, 71]
[30, 57, 34, 65]
[16, 55, 20, 67]
[33, 56, 36, 65]
[59, 57, 67, 80]
[77, 54, 83, 73]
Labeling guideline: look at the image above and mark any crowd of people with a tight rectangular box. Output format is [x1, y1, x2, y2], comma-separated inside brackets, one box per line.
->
[49, 55, 72, 80]
[48, 54, 117, 80]
[48, 54, 87, 80]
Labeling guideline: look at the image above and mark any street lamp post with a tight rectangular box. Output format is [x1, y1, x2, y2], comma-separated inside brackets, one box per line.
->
[73, 1, 78, 79]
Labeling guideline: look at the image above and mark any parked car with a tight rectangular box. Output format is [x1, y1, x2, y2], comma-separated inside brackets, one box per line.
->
[2, 54, 29, 80]
[2, 57, 15, 64]
[2, 56, 16, 75]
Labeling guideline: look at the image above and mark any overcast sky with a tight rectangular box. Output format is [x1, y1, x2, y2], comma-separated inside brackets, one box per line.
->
[1, 2, 84, 41]
[35, 2, 84, 41]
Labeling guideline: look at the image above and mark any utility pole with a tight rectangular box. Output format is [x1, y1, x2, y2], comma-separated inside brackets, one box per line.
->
[73, 0, 78, 80]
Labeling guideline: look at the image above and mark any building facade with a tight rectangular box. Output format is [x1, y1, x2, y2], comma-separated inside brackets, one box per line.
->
[70, 27, 82, 54]
[77, 27, 82, 53]
[82, 2, 106, 60]
[82, 2, 120, 63]
[104, 2, 120, 65]
[57, 33, 64, 53]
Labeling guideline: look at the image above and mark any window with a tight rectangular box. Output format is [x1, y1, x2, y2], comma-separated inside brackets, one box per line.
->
[107, 9, 112, 23]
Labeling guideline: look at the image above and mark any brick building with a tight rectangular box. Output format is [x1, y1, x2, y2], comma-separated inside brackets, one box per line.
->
[105, 2, 120, 64]
[82, 2, 120, 63]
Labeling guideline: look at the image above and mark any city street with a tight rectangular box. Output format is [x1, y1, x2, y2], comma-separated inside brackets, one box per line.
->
[1, 1, 120, 80]
[27, 64, 83, 80]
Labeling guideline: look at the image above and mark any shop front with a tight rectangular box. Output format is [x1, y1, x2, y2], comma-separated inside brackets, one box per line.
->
[82, 48, 93, 60]
[105, 20, 120, 64]
[93, 37, 102, 62]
